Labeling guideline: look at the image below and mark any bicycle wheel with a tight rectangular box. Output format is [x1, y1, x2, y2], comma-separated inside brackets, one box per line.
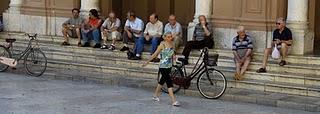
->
[157, 66, 183, 94]
[0, 45, 11, 72]
[24, 49, 47, 77]
[197, 68, 227, 99]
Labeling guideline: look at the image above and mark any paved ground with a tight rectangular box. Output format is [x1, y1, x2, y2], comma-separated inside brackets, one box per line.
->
[0, 73, 317, 114]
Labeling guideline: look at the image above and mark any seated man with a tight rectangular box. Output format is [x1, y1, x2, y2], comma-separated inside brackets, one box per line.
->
[61, 8, 84, 46]
[100, 11, 121, 50]
[144, 13, 163, 62]
[81, 9, 103, 48]
[181, 15, 214, 65]
[120, 11, 144, 60]
[232, 26, 253, 80]
[164, 15, 183, 53]
[257, 17, 293, 73]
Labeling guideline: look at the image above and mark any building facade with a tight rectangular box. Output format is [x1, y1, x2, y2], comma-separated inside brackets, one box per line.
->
[1, 0, 319, 55]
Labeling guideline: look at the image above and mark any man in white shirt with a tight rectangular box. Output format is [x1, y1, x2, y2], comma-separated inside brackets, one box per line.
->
[100, 12, 121, 50]
[120, 11, 144, 60]
[164, 15, 183, 52]
[144, 13, 163, 62]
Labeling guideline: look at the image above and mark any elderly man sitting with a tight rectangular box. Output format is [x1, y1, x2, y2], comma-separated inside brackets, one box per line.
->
[256, 17, 293, 73]
[100, 11, 121, 50]
[232, 26, 253, 80]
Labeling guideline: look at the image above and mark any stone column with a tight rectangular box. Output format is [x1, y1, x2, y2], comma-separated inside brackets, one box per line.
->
[80, 0, 100, 16]
[8, 0, 23, 13]
[286, 0, 313, 55]
[187, 0, 213, 41]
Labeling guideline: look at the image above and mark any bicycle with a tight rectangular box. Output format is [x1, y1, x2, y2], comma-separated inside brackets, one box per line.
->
[157, 47, 227, 99]
[0, 33, 47, 77]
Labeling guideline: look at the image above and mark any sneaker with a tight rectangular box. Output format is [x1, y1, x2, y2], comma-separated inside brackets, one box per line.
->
[256, 68, 267, 73]
[101, 45, 108, 49]
[109, 45, 116, 50]
[172, 101, 180, 107]
[120, 46, 129, 51]
[130, 56, 142, 60]
[279, 60, 287, 66]
[152, 97, 160, 102]
[61, 41, 70, 46]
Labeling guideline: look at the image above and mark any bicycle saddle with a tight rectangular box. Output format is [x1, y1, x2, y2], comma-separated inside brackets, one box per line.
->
[5, 38, 16, 43]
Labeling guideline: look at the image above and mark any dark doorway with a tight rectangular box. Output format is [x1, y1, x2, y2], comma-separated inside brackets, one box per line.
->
[314, 0, 320, 54]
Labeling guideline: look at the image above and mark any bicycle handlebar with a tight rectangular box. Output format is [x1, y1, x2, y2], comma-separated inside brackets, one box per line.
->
[25, 33, 37, 39]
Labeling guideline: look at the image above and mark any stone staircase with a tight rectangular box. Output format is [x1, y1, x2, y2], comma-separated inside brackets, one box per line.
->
[0, 32, 320, 112]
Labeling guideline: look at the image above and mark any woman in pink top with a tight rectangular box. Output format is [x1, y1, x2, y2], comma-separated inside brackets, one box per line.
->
[81, 9, 103, 48]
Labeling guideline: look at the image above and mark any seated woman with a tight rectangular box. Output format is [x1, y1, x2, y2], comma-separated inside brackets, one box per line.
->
[81, 9, 103, 48]
[232, 26, 253, 80]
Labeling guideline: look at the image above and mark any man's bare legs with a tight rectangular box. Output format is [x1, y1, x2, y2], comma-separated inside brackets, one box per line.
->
[75, 28, 81, 46]
[239, 57, 251, 80]
[262, 48, 272, 69]
[62, 27, 69, 43]
[279, 42, 289, 66]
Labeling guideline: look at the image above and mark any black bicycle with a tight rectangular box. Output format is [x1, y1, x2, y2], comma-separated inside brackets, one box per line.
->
[157, 47, 227, 99]
[0, 33, 47, 77]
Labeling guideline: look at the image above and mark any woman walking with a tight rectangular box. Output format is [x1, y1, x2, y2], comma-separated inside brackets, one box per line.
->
[142, 32, 180, 106]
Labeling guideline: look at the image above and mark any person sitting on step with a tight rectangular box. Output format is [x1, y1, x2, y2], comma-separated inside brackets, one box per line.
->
[232, 26, 253, 80]
[120, 11, 144, 60]
[81, 9, 103, 48]
[100, 11, 121, 50]
[144, 13, 163, 62]
[256, 17, 293, 73]
[180, 15, 214, 65]
[61, 8, 84, 46]
[164, 14, 183, 53]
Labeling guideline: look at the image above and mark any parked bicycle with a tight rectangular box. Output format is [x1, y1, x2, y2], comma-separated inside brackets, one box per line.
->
[157, 47, 227, 99]
[0, 33, 47, 77]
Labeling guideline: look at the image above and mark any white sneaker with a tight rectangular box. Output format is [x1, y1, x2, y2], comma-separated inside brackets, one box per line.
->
[172, 101, 180, 107]
[152, 97, 160, 102]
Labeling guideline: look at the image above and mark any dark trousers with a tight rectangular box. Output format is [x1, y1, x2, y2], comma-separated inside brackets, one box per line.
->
[158, 68, 173, 88]
[182, 38, 214, 59]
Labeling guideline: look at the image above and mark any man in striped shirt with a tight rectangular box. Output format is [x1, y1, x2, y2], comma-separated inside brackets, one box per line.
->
[232, 26, 253, 80]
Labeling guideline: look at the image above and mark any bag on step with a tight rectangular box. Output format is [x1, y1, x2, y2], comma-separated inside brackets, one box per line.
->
[271, 44, 280, 59]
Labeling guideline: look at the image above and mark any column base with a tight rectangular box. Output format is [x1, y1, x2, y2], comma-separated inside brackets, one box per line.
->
[286, 21, 314, 55]
[3, 12, 69, 36]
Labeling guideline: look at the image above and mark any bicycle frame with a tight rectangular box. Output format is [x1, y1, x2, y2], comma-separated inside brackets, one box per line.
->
[178, 47, 211, 81]
[6, 34, 39, 62]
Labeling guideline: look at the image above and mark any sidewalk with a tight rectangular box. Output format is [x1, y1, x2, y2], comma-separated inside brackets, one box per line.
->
[0, 72, 318, 114]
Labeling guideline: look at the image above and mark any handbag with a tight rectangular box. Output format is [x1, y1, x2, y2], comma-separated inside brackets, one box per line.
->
[271, 44, 280, 59]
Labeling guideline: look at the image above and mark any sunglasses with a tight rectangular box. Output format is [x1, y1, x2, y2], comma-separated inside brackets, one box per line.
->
[276, 23, 281, 25]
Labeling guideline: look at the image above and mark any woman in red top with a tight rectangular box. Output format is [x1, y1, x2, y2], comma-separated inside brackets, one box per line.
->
[81, 9, 103, 48]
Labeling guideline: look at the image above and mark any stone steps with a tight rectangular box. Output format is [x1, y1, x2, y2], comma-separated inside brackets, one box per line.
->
[2, 38, 320, 97]
[6, 39, 320, 76]
[2, 32, 320, 65]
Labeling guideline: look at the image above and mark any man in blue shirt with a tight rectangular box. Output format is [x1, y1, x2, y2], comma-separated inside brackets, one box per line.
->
[164, 15, 183, 52]
[120, 11, 145, 60]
